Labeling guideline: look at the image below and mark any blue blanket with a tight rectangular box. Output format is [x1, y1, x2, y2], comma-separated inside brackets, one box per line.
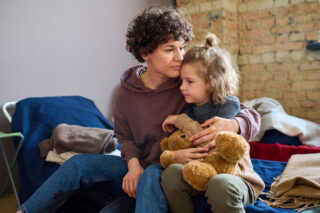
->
[11, 96, 113, 202]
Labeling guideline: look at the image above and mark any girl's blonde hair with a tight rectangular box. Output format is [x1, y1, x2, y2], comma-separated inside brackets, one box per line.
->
[183, 33, 239, 105]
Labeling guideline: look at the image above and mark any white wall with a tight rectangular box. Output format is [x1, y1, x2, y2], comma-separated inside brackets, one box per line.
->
[0, 0, 173, 120]
[0, 0, 173, 194]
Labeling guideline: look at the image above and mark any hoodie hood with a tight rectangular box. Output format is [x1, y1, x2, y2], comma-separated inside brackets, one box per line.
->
[120, 64, 181, 94]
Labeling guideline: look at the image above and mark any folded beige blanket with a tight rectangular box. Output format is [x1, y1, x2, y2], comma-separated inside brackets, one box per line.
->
[265, 153, 320, 212]
[39, 123, 118, 157]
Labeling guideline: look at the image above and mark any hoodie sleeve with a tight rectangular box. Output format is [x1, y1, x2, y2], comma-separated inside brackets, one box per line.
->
[114, 89, 142, 162]
[234, 103, 261, 142]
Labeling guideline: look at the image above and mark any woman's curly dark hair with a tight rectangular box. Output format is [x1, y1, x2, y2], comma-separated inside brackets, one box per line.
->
[126, 6, 193, 62]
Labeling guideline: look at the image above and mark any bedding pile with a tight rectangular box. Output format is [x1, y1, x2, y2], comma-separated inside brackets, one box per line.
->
[243, 97, 320, 146]
[11, 96, 115, 202]
[265, 153, 320, 212]
[249, 142, 320, 162]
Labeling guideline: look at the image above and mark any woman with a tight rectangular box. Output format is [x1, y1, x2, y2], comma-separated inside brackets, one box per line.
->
[19, 7, 260, 213]
[112, 6, 260, 213]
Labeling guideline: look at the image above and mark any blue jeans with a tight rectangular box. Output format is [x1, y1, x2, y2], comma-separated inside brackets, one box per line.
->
[20, 154, 128, 213]
[21, 155, 168, 213]
[100, 164, 168, 213]
[135, 164, 168, 213]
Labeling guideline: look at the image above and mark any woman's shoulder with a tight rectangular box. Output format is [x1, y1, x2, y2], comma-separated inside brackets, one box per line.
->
[120, 64, 147, 81]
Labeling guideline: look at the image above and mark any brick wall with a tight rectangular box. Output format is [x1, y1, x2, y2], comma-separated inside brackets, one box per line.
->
[177, 0, 320, 123]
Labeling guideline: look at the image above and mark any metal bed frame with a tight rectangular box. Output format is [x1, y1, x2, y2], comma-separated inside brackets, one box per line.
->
[0, 101, 23, 209]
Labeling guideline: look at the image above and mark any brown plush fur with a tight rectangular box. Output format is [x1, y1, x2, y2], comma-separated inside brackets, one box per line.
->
[160, 114, 249, 191]
[181, 161, 217, 191]
[160, 130, 193, 168]
[183, 132, 248, 191]
[160, 130, 193, 152]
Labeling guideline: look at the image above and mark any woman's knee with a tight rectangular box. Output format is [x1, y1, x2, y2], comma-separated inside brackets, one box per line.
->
[142, 164, 163, 177]
[138, 164, 163, 188]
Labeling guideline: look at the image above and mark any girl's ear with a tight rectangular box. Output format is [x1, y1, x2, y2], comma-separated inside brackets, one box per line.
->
[206, 83, 214, 97]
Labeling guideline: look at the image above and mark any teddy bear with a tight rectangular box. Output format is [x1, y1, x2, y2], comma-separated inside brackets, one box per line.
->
[159, 113, 249, 191]
[160, 113, 209, 169]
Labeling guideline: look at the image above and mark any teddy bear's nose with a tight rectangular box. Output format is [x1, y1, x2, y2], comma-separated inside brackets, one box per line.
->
[181, 135, 186, 138]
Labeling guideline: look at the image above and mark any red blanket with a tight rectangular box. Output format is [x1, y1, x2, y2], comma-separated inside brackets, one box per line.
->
[249, 142, 320, 162]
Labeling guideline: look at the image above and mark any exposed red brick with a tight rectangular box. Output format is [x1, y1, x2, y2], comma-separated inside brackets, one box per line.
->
[300, 61, 320, 71]
[253, 44, 277, 53]
[278, 42, 305, 51]
[177, 0, 320, 123]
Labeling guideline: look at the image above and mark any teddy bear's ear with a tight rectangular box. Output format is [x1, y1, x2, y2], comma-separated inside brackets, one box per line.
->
[160, 137, 169, 151]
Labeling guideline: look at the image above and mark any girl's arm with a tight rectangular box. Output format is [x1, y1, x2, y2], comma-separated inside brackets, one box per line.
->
[173, 147, 209, 164]
[162, 115, 179, 133]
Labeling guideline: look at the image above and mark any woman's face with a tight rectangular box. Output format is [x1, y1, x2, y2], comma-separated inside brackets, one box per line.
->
[180, 63, 210, 106]
[143, 38, 185, 79]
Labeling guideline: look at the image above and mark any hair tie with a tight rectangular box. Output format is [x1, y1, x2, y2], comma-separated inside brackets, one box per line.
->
[205, 33, 220, 49]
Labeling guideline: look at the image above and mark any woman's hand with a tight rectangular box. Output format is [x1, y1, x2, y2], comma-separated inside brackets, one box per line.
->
[122, 158, 144, 198]
[190, 117, 239, 147]
[173, 147, 208, 164]
[162, 115, 178, 133]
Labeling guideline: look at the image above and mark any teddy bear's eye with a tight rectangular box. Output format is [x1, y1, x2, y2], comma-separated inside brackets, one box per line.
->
[180, 134, 186, 138]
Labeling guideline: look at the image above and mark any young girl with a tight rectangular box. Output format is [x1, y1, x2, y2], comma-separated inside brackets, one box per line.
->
[161, 33, 265, 213]
[162, 33, 240, 139]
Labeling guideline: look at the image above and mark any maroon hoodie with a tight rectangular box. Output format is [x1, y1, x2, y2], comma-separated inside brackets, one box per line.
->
[114, 65, 261, 168]
[114, 65, 186, 168]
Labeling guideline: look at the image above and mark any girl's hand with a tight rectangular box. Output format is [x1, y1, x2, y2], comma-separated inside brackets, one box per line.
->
[162, 115, 179, 133]
[173, 147, 208, 164]
[122, 158, 144, 198]
[190, 117, 239, 147]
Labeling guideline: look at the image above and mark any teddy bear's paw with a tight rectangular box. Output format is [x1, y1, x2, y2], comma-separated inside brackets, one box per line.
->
[160, 137, 169, 151]
[215, 131, 249, 163]
[160, 150, 176, 169]
[205, 152, 237, 174]
[182, 161, 217, 191]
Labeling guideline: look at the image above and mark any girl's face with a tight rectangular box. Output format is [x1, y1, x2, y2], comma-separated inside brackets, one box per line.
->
[180, 63, 210, 106]
[143, 38, 185, 79]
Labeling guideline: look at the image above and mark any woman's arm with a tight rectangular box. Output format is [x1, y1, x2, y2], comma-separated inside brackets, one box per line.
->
[190, 103, 261, 146]
[114, 92, 144, 198]
[234, 103, 261, 141]
[122, 157, 144, 198]
[114, 88, 143, 163]
[114, 117, 143, 198]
